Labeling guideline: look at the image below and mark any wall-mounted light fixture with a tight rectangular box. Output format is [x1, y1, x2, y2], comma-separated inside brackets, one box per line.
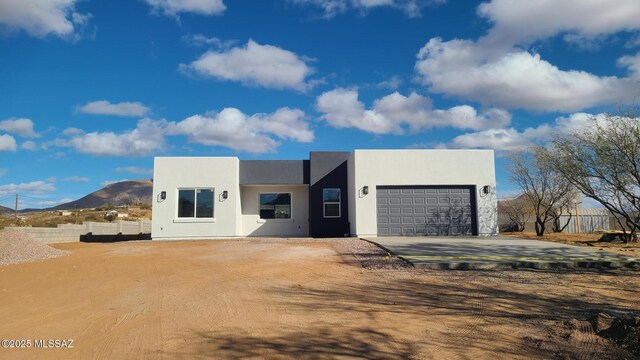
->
[222, 190, 228, 199]
[363, 186, 369, 195]
[480, 185, 492, 197]
[160, 191, 167, 200]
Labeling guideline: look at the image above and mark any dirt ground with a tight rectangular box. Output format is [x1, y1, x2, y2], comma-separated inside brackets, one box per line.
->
[1, 239, 639, 359]
[502, 232, 640, 258]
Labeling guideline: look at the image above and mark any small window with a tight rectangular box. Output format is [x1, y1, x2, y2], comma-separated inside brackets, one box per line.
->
[323, 188, 341, 218]
[178, 188, 214, 218]
[260, 193, 291, 219]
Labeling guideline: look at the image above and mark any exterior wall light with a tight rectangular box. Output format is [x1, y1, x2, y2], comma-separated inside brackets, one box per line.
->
[363, 186, 369, 195]
[222, 190, 228, 199]
[480, 185, 492, 196]
[160, 191, 166, 200]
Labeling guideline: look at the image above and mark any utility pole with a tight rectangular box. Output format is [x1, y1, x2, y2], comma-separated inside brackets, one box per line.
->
[14, 193, 18, 223]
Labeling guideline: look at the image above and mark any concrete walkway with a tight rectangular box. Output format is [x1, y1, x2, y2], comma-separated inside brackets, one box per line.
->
[364, 236, 640, 270]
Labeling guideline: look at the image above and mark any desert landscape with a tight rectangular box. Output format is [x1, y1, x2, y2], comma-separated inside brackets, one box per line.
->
[1, 234, 639, 359]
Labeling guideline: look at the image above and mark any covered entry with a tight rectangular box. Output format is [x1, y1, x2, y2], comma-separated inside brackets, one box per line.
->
[376, 186, 476, 236]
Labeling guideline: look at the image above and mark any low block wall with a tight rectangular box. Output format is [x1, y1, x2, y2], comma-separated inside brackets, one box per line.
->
[0, 220, 151, 244]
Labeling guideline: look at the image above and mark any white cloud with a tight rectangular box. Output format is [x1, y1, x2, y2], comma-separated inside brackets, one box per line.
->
[101, 179, 128, 187]
[0, 134, 17, 151]
[116, 166, 153, 175]
[181, 34, 236, 48]
[0, 0, 92, 39]
[65, 119, 166, 156]
[77, 100, 150, 117]
[316, 88, 510, 134]
[180, 40, 315, 91]
[376, 75, 403, 90]
[446, 112, 612, 151]
[414, 0, 640, 112]
[167, 107, 313, 153]
[478, 0, 640, 47]
[290, 0, 432, 18]
[0, 180, 55, 196]
[415, 38, 639, 112]
[62, 127, 84, 136]
[63, 176, 89, 182]
[143, 0, 226, 16]
[21, 141, 37, 151]
[0, 118, 39, 137]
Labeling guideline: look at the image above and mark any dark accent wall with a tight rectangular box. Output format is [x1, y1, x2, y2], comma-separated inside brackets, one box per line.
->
[239, 160, 310, 185]
[309, 152, 351, 237]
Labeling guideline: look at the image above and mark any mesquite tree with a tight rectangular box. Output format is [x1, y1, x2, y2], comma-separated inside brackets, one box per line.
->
[498, 196, 532, 232]
[507, 148, 575, 236]
[542, 109, 640, 242]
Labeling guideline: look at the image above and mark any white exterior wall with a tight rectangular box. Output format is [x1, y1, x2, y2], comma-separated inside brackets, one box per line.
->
[349, 150, 498, 237]
[152, 157, 241, 239]
[240, 185, 309, 236]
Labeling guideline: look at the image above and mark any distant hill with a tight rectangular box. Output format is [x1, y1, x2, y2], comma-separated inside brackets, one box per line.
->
[0, 205, 12, 214]
[51, 180, 153, 210]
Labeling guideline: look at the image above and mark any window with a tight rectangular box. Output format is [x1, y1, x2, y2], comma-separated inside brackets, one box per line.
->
[178, 188, 214, 218]
[323, 188, 341, 218]
[259, 193, 291, 219]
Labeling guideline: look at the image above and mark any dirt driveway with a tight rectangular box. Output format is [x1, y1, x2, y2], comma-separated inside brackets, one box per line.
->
[1, 239, 639, 359]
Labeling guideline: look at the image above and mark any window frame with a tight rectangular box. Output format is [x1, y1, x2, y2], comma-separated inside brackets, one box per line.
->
[258, 192, 293, 221]
[176, 187, 215, 220]
[323, 188, 341, 218]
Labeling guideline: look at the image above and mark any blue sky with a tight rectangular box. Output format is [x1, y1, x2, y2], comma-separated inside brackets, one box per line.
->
[1, 0, 640, 209]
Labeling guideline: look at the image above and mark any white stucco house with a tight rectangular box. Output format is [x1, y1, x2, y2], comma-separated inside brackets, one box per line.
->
[151, 149, 498, 240]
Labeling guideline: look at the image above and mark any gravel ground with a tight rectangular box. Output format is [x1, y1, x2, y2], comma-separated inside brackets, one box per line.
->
[331, 237, 412, 270]
[0, 229, 69, 266]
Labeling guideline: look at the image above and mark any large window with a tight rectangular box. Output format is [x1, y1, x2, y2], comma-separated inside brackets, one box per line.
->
[323, 188, 341, 218]
[259, 193, 291, 219]
[178, 188, 214, 218]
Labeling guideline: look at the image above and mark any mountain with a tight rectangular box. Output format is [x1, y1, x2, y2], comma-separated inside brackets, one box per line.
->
[51, 180, 153, 210]
[0, 205, 12, 214]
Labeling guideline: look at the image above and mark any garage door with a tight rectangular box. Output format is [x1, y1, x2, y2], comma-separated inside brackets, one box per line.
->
[377, 186, 475, 236]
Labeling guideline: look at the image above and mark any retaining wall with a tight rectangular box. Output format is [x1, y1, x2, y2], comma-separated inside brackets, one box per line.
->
[0, 220, 151, 244]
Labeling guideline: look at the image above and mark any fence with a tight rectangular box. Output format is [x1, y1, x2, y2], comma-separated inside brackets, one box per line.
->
[0, 220, 151, 244]
[498, 208, 610, 234]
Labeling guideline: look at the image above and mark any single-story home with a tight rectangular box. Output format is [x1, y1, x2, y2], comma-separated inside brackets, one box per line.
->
[151, 149, 498, 239]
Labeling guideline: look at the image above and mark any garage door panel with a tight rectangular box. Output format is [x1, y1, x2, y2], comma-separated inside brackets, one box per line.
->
[377, 186, 475, 236]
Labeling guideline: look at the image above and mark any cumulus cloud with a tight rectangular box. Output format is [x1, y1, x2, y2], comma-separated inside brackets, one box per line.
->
[167, 107, 313, 153]
[415, 38, 639, 112]
[116, 166, 153, 175]
[0, 134, 17, 151]
[0, 118, 39, 138]
[0, 0, 92, 39]
[180, 40, 315, 91]
[21, 141, 37, 151]
[414, 0, 640, 112]
[478, 0, 640, 47]
[0, 180, 55, 196]
[290, 0, 433, 18]
[63, 176, 89, 182]
[64, 119, 167, 156]
[143, 0, 226, 16]
[77, 100, 150, 117]
[446, 112, 612, 151]
[316, 88, 510, 134]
